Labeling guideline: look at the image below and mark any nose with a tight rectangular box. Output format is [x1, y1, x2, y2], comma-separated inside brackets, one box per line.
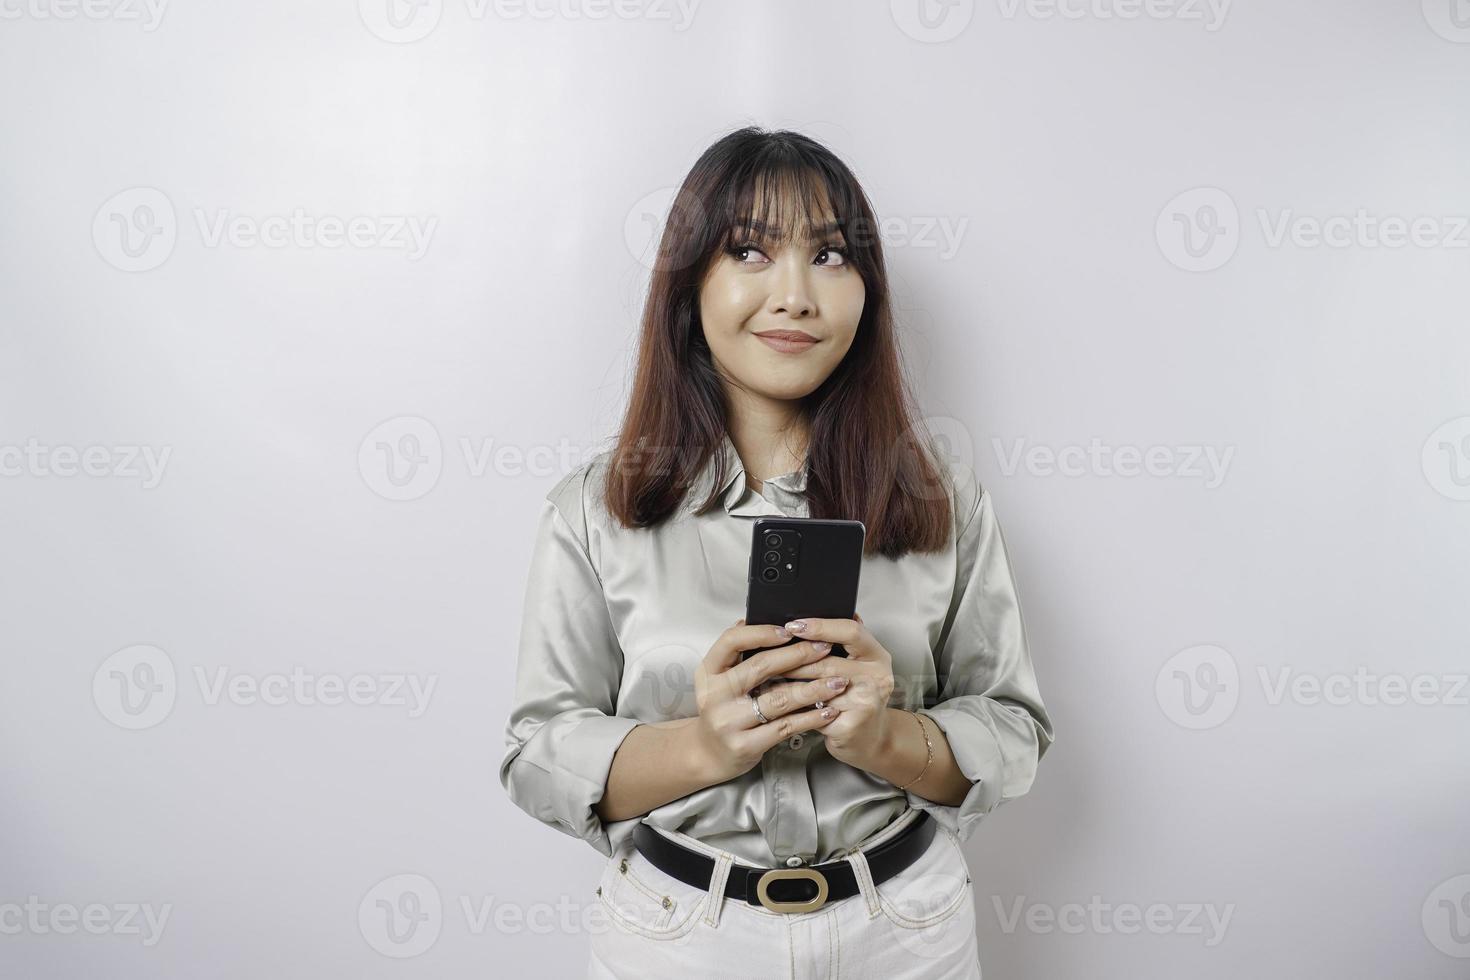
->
[768, 255, 815, 319]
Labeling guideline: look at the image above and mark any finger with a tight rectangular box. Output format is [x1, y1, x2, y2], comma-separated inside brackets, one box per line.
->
[745, 704, 841, 753]
[726, 640, 833, 696]
[807, 686, 876, 713]
[782, 617, 871, 656]
[749, 675, 849, 725]
[775, 659, 858, 683]
[705, 622, 800, 674]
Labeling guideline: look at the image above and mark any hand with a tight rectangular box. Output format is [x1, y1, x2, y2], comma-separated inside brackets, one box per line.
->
[691, 619, 844, 783]
[772, 613, 896, 769]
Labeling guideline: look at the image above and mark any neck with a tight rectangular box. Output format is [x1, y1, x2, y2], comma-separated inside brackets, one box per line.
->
[724, 391, 808, 488]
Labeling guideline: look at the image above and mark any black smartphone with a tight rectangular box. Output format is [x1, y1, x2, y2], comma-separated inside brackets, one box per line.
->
[742, 517, 865, 662]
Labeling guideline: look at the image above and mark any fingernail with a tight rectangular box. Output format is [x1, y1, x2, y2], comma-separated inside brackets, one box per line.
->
[827, 676, 847, 690]
[820, 707, 834, 719]
[775, 627, 791, 640]
[785, 620, 807, 633]
[812, 641, 831, 653]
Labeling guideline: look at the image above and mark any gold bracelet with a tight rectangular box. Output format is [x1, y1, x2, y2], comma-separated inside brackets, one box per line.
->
[894, 711, 934, 791]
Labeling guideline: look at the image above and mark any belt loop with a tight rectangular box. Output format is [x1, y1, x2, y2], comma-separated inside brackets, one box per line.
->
[841, 847, 882, 919]
[702, 851, 734, 928]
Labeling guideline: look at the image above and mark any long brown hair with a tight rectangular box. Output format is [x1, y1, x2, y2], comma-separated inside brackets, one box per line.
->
[604, 126, 952, 559]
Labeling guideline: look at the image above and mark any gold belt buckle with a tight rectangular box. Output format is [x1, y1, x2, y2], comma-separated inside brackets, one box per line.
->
[755, 867, 829, 913]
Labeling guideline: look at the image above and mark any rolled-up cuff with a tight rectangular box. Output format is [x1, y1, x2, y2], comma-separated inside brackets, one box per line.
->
[904, 706, 1005, 844]
[502, 713, 641, 857]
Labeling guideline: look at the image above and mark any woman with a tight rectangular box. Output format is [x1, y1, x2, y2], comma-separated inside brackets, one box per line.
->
[499, 126, 1054, 979]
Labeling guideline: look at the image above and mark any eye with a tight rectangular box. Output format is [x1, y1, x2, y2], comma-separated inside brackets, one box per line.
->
[814, 245, 848, 267]
[726, 242, 770, 264]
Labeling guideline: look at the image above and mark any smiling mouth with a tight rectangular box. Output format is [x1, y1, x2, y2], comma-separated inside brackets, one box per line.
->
[754, 330, 818, 353]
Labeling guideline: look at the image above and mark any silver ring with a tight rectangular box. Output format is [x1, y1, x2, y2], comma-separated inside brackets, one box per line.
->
[750, 693, 771, 725]
[814, 700, 826, 710]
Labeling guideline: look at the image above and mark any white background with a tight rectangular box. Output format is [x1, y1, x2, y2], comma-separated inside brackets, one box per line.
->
[2, 1, 1468, 977]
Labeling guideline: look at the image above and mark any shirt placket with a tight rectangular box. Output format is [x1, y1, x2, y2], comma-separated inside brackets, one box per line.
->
[761, 735, 819, 866]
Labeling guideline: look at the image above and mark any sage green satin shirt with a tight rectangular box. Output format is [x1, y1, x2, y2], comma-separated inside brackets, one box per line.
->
[498, 434, 1054, 867]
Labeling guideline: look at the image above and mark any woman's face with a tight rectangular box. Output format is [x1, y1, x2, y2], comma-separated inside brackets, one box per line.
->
[698, 209, 865, 404]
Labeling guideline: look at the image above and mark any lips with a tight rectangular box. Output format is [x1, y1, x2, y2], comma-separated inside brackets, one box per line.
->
[754, 330, 818, 353]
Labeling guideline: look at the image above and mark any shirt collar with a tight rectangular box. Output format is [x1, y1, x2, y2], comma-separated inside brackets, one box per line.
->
[686, 431, 810, 517]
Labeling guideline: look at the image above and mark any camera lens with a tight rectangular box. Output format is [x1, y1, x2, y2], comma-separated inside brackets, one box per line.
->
[761, 567, 780, 582]
[763, 550, 781, 565]
[764, 532, 782, 548]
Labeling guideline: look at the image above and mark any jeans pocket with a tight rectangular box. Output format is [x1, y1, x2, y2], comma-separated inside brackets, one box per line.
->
[874, 825, 972, 930]
[596, 843, 709, 941]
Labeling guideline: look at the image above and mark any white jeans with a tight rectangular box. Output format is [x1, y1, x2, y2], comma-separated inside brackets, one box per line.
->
[587, 811, 983, 979]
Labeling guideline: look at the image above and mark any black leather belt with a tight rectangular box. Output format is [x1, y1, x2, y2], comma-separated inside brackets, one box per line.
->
[630, 811, 934, 914]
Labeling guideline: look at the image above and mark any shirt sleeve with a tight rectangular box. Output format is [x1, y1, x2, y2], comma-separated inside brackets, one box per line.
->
[907, 466, 1055, 843]
[498, 466, 640, 857]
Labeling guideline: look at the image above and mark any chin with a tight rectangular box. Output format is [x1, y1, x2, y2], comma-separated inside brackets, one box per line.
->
[750, 382, 822, 402]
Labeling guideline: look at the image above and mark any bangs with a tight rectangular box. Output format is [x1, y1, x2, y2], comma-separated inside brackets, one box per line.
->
[719, 160, 858, 252]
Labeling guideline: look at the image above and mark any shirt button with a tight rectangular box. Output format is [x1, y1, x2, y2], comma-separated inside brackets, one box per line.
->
[787, 734, 804, 750]
[785, 856, 803, 867]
